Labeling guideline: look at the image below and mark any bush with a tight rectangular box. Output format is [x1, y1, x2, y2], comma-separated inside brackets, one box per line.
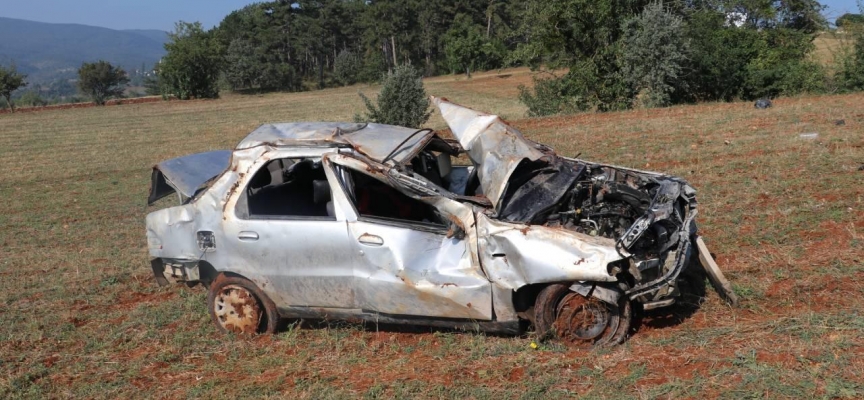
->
[519, 50, 632, 116]
[333, 50, 362, 86]
[518, 75, 569, 117]
[356, 64, 431, 128]
[17, 91, 47, 107]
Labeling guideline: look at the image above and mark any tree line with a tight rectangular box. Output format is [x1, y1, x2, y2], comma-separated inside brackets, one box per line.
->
[151, 0, 864, 114]
[3, 1, 864, 115]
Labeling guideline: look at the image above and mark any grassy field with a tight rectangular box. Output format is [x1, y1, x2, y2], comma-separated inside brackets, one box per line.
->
[812, 32, 856, 67]
[1, 67, 863, 398]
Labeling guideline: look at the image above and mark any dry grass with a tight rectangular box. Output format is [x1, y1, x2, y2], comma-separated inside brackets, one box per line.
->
[1, 68, 863, 399]
[812, 32, 856, 67]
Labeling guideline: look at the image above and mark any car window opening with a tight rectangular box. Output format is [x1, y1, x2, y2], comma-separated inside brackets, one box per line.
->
[243, 158, 333, 218]
[407, 150, 480, 197]
[346, 169, 444, 227]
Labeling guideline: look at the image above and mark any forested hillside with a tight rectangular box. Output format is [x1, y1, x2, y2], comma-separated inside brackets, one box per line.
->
[0, 18, 166, 85]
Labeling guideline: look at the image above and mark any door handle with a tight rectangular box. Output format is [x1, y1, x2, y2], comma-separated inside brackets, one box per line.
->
[358, 233, 384, 246]
[238, 231, 259, 241]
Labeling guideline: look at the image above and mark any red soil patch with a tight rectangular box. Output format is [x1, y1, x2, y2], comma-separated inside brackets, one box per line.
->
[755, 350, 798, 365]
[766, 280, 796, 298]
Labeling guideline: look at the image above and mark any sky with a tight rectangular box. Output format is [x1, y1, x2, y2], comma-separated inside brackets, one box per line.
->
[0, 0, 861, 31]
[0, 0, 259, 31]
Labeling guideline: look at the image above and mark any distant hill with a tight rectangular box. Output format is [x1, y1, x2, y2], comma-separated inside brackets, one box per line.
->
[0, 17, 167, 84]
[123, 29, 170, 44]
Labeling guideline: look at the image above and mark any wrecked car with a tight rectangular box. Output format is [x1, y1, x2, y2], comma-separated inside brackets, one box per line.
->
[146, 97, 735, 345]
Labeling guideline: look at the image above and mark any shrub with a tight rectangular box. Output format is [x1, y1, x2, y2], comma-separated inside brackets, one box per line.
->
[519, 50, 632, 116]
[334, 50, 362, 86]
[18, 91, 47, 107]
[518, 75, 568, 117]
[356, 64, 431, 128]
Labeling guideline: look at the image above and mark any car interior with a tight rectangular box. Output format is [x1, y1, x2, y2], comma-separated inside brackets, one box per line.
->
[243, 158, 333, 218]
[238, 147, 478, 225]
[345, 168, 444, 226]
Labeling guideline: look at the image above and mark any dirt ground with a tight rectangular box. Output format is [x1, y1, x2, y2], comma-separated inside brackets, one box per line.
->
[0, 71, 862, 398]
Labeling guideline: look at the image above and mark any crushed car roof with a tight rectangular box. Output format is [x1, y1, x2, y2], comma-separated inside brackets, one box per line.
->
[237, 122, 434, 163]
[148, 150, 232, 205]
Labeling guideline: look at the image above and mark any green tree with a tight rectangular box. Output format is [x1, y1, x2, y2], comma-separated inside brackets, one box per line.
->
[159, 22, 222, 99]
[0, 63, 28, 112]
[514, 0, 648, 114]
[223, 38, 263, 90]
[836, 13, 864, 29]
[356, 64, 431, 127]
[444, 14, 490, 78]
[143, 67, 161, 96]
[333, 50, 362, 86]
[620, 2, 689, 108]
[77, 61, 129, 105]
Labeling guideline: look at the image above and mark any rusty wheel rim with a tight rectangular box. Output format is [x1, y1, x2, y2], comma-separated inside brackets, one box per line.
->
[213, 285, 263, 335]
[553, 293, 613, 343]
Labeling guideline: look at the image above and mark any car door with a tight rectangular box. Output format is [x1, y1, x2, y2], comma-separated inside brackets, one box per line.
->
[325, 154, 493, 320]
[220, 155, 357, 309]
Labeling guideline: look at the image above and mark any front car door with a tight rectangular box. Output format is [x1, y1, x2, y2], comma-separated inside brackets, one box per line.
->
[324, 153, 493, 320]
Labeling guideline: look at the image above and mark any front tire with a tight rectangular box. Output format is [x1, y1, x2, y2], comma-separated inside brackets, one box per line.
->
[534, 284, 632, 346]
[207, 275, 280, 335]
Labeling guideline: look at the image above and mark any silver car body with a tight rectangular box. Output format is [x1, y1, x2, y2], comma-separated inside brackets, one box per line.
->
[146, 98, 709, 333]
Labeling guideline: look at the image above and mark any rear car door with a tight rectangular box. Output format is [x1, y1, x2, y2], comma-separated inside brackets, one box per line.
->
[220, 155, 356, 309]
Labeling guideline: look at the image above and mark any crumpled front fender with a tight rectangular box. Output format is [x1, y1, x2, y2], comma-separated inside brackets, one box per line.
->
[476, 213, 622, 290]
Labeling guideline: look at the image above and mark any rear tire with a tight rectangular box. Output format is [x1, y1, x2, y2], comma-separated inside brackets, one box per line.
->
[534, 284, 632, 346]
[207, 274, 280, 335]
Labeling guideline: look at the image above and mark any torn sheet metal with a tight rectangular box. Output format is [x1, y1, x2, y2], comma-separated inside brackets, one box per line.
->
[236, 122, 435, 164]
[476, 213, 622, 290]
[433, 96, 546, 209]
[148, 150, 232, 205]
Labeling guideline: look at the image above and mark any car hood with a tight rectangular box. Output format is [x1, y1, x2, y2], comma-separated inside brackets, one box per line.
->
[433, 97, 547, 209]
[147, 150, 232, 205]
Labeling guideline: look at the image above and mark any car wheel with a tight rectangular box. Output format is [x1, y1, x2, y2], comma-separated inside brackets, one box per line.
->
[534, 284, 632, 346]
[207, 275, 280, 335]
